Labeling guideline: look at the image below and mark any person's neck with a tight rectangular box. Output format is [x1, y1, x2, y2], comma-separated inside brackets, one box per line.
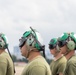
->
[27, 51, 41, 62]
[54, 52, 63, 61]
[0, 49, 5, 54]
[65, 50, 75, 60]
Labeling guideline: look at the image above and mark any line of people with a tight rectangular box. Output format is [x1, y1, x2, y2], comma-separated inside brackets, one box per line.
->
[0, 27, 76, 75]
[49, 32, 76, 75]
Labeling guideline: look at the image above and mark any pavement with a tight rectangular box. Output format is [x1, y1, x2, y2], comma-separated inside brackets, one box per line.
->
[14, 62, 27, 75]
[15, 66, 24, 75]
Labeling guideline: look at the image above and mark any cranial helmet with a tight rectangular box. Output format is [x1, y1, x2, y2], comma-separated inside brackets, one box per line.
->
[0, 33, 8, 49]
[58, 32, 76, 51]
[49, 38, 60, 51]
[19, 27, 44, 51]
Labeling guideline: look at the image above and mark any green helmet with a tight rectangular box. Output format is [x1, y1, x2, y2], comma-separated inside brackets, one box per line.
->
[70, 33, 76, 42]
[0, 33, 8, 49]
[19, 29, 44, 51]
[59, 33, 69, 41]
[59, 32, 76, 41]
[49, 38, 58, 49]
[58, 32, 76, 48]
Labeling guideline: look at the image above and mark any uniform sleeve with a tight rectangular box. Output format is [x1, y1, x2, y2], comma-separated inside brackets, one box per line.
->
[29, 66, 46, 75]
[0, 62, 7, 75]
[57, 63, 66, 74]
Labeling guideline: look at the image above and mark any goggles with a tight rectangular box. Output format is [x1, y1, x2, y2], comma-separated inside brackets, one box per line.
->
[58, 40, 66, 48]
[49, 44, 56, 49]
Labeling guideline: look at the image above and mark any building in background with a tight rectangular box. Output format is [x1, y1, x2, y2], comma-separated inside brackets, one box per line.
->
[13, 46, 23, 59]
[45, 50, 53, 59]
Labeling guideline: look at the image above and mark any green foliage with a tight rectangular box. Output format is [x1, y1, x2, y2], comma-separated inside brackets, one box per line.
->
[46, 58, 53, 64]
[11, 55, 28, 63]
[12, 55, 17, 62]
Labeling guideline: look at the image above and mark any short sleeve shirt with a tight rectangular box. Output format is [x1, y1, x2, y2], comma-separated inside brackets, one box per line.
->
[50, 56, 67, 75]
[0, 51, 14, 75]
[21, 56, 52, 75]
[64, 55, 76, 75]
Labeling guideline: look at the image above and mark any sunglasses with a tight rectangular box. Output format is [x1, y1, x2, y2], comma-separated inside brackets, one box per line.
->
[19, 37, 27, 48]
[49, 44, 56, 49]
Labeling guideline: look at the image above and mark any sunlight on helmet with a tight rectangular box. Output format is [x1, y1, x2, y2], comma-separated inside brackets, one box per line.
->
[4, 35, 9, 44]
[73, 34, 76, 38]
[35, 32, 43, 45]
[60, 33, 64, 37]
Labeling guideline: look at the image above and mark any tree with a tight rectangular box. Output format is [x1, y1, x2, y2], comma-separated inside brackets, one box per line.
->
[12, 55, 17, 62]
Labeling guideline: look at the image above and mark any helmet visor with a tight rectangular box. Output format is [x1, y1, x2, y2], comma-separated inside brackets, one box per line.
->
[49, 44, 56, 50]
[19, 37, 27, 48]
[58, 40, 66, 48]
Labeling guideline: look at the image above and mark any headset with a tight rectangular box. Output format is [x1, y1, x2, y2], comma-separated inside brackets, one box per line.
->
[67, 33, 76, 51]
[0, 33, 8, 49]
[19, 27, 45, 58]
[58, 32, 76, 51]
[49, 38, 60, 52]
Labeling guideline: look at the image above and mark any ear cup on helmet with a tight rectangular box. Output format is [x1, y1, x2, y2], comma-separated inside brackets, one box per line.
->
[67, 41, 75, 51]
[26, 35, 41, 50]
[0, 39, 5, 48]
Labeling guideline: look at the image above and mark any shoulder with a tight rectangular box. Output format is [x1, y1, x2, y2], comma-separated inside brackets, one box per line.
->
[27, 64, 51, 75]
[28, 56, 50, 70]
[28, 66, 47, 75]
[0, 52, 7, 63]
[50, 59, 54, 65]
[0, 52, 12, 64]
[68, 55, 76, 65]
[23, 56, 51, 75]
[59, 56, 67, 63]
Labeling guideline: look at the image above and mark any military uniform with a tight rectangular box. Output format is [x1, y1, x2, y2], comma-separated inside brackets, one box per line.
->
[21, 56, 52, 75]
[64, 55, 76, 75]
[0, 51, 14, 75]
[50, 56, 67, 75]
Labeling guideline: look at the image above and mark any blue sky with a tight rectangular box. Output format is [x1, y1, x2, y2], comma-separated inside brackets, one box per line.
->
[0, 0, 76, 58]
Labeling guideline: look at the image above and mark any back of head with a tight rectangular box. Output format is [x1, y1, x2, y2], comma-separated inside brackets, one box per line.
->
[0, 33, 8, 49]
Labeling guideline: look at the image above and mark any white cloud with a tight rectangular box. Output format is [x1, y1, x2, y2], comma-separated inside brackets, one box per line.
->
[0, 0, 76, 57]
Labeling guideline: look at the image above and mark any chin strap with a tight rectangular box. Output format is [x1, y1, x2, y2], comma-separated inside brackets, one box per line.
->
[26, 51, 30, 59]
[25, 45, 32, 59]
